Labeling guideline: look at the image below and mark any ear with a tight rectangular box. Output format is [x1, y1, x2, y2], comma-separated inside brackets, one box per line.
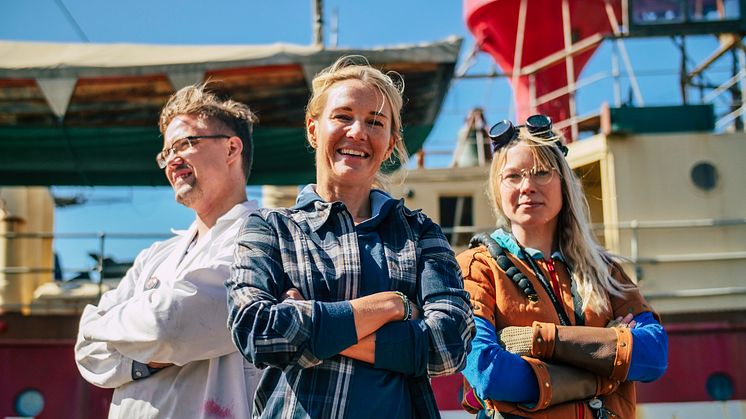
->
[385, 137, 396, 160]
[226, 136, 243, 164]
[306, 118, 317, 148]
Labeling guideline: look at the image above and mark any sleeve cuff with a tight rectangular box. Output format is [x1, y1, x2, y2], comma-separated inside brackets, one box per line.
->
[131, 361, 163, 381]
[461, 385, 486, 413]
[518, 357, 552, 412]
[374, 321, 426, 376]
[311, 300, 357, 359]
[531, 321, 557, 358]
[610, 327, 633, 381]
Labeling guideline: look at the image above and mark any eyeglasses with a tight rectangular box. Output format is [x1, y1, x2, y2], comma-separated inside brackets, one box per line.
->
[500, 167, 556, 188]
[156, 135, 230, 169]
[488, 114, 568, 156]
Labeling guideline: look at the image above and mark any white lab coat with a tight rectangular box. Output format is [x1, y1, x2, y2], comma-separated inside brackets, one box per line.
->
[75, 201, 261, 419]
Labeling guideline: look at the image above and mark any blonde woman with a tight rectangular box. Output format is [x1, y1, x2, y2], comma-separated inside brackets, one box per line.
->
[226, 56, 474, 418]
[459, 115, 667, 419]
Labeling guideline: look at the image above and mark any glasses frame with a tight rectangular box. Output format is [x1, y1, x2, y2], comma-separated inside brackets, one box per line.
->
[499, 166, 557, 189]
[156, 135, 231, 169]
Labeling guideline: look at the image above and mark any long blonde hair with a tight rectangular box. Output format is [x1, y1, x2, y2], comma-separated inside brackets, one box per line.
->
[487, 128, 631, 314]
[305, 55, 408, 190]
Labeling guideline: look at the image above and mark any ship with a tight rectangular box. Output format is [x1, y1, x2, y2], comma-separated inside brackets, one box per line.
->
[2, 0, 746, 418]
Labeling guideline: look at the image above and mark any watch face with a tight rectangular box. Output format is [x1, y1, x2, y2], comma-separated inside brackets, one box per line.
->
[15, 388, 44, 417]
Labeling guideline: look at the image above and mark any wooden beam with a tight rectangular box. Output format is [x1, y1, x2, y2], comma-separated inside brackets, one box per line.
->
[686, 34, 741, 83]
[520, 33, 604, 76]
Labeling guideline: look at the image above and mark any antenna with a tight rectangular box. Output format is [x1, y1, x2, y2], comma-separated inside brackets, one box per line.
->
[312, 0, 324, 47]
[330, 7, 339, 48]
[54, 0, 90, 42]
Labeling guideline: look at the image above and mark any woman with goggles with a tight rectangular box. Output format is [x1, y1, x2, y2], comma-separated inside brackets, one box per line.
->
[458, 116, 668, 418]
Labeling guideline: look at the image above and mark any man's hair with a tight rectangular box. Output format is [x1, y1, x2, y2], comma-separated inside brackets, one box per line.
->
[159, 83, 258, 181]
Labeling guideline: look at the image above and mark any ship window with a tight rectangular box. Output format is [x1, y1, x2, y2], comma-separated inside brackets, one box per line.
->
[691, 161, 718, 191]
[14, 388, 45, 417]
[632, 0, 686, 24]
[631, 0, 741, 24]
[706, 372, 734, 401]
[439, 196, 474, 246]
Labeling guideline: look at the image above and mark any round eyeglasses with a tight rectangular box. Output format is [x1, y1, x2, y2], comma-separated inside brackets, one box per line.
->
[156, 135, 230, 169]
[500, 167, 556, 189]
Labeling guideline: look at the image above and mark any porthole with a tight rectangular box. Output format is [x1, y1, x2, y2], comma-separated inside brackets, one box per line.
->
[14, 388, 45, 417]
[706, 372, 734, 401]
[690, 161, 718, 191]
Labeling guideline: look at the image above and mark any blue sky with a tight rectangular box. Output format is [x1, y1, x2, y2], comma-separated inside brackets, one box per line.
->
[0, 0, 730, 276]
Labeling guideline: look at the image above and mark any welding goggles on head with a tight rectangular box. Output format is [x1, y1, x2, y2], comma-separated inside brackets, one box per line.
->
[487, 114, 568, 156]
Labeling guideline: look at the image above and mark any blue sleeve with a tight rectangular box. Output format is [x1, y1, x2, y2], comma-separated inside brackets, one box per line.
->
[311, 301, 358, 359]
[463, 316, 539, 403]
[627, 311, 668, 382]
[374, 321, 427, 376]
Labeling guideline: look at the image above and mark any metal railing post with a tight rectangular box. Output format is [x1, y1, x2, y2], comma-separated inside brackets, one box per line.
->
[97, 232, 105, 300]
[630, 220, 642, 280]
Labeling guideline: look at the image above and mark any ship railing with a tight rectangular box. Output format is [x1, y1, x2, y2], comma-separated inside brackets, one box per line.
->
[442, 216, 746, 300]
[0, 231, 172, 310]
[610, 217, 746, 300]
[2, 217, 744, 305]
[610, 217, 746, 264]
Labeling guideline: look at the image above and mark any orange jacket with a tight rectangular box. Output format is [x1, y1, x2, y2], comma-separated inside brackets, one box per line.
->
[458, 245, 659, 419]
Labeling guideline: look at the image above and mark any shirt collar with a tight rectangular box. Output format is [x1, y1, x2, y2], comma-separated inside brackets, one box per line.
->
[356, 189, 398, 230]
[171, 199, 258, 236]
[294, 184, 398, 231]
[490, 228, 564, 261]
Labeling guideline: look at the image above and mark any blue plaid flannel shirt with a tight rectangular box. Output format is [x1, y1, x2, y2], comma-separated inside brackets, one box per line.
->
[227, 188, 475, 418]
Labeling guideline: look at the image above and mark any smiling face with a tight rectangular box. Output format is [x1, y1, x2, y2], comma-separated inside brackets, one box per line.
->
[498, 142, 563, 232]
[307, 79, 394, 192]
[163, 114, 235, 209]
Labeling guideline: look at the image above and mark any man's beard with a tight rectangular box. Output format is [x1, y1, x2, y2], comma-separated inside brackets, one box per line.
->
[174, 180, 203, 208]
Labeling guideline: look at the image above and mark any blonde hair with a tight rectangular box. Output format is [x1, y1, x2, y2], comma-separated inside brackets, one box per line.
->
[487, 128, 631, 314]
[159, 83, 258, 180]
[305, 55, 408, 190]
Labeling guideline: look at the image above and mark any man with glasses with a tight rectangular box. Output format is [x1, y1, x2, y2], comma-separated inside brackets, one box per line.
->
[75, 84, 261, 418]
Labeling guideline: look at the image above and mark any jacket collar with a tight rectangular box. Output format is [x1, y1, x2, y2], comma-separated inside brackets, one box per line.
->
[490, 228, 565, 262]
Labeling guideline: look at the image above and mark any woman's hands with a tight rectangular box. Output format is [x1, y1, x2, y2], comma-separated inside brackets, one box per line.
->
[280, 287, 421, 321]
[606, 313, 636, 329]
[281, 287, 304, 301]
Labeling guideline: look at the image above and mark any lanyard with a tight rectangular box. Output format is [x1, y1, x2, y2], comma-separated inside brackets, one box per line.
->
[519, 247, 585, 326]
